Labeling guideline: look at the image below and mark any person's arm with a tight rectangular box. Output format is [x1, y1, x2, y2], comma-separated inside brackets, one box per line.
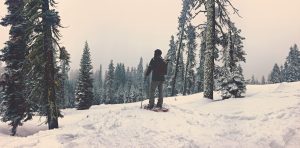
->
[145, 59, 154, 77]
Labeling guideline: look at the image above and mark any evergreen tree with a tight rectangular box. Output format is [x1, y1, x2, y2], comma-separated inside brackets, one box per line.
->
[218, 65, 246, 99]
[284, 44, 300, 82]
[114, 63, 126, 103]
[103, 71, 108, 103]
[64, 79, 76, 108]
[203, 0, 216, 99]
[93, 64, 103, 104]
[124, 67, 132, 103]
[130, 67, 139, 102]
[24, 0, 65, 129]
[116, 86, 126, 104]
[137, 58, 144, 83]
[270, 63, 281, 84]
[176, 50, 185, 94]
[99, 65, 103, 88]
[105, 60, 115, 104]
[218, 44, 246, 98]
[114, 63, 126, 90]
[65, 69, 79, 108]
[183, 24, 197, 95]
[171, 0, 192, 96]
[195, 29, 206, 93]
[57, 47, 70, 109]
[218, 23, 246, 99]
[127, 85, 136, 102]
[0, 0, 32, 135]
[165, 35, 177, 96]
[144, 63, 151, 99]
[279, 65, 285, 82]
[192, 0, 241, 99]
[136, 58, 144, 101]
[75, 42, 94, 110]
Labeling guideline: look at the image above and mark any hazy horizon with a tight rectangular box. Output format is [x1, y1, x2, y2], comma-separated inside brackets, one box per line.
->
[1, 0, 300, 80]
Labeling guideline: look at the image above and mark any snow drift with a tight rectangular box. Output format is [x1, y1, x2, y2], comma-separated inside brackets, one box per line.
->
[1, 82, 300, 148]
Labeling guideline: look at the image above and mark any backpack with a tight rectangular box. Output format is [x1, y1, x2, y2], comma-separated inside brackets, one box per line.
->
[156, 59, 168, 75]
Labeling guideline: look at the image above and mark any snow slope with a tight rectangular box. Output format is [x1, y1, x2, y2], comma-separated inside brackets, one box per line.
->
[1, 82, 300, 148]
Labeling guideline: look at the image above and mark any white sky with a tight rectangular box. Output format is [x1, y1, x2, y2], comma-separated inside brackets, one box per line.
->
[0, 0, 300, 80]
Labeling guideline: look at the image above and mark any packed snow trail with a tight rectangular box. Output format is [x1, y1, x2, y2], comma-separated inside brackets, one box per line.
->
[1, 82, 300, 148]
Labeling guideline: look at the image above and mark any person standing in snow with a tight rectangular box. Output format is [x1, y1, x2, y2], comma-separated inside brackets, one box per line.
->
[145, 49, 168, 109]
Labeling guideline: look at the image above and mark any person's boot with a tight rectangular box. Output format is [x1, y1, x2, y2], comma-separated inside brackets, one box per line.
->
[156, 105, 162, 109]
[148, 98, 155, 109]
[146, 104, 154, 110]
[157, 98, 163, 108]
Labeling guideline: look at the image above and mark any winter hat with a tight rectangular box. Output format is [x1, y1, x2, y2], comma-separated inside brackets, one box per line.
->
[154, 49, 162, 56]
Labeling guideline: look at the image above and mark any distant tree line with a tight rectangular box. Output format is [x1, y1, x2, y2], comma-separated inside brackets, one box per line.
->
[268, 44, 300, 84]
[248, 44, 300, 85]
[67, 42, 150, 109]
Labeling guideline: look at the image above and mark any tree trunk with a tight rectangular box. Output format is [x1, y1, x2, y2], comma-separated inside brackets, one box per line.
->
[183, 54, 190, 95]
[228, 30, 234, 72]
[61, 61, 66, 109]
[171, 26, 185, 96]
[42, 0, 59, 129]
[203, 0, 215, 99]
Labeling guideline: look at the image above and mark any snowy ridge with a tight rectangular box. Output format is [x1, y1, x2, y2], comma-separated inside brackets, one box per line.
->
[1, 82, 300, 148]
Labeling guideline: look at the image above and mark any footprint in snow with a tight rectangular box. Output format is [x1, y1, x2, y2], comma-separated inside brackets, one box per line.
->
[283, 129, 296, 144]
[58, 134, 78, 143]
[276, 113, 285, 119]
[261, 116, 269, 121]
[82, 124, 96, 130]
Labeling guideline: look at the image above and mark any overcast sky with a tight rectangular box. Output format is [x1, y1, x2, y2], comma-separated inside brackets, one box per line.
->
[0, 0, 300, 80]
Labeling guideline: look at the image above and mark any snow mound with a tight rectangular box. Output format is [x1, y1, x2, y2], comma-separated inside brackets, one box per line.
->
[1, 82, 300, 148]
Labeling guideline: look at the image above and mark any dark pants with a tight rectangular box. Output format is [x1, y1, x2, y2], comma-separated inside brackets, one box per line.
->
[149, 81, 164, 107]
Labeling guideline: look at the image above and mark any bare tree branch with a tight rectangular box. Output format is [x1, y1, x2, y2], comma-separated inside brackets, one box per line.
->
[192, 9, 207, 19]
[194, 23, 206, 29]
[215, 21, 226, 40]
[224, 0, 241, 17]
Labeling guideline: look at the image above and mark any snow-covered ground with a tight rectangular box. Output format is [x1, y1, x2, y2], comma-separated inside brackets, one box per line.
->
[1, 82, 300, 148]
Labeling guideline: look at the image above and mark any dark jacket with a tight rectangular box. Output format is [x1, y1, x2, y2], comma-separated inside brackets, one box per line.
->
[145, 56, 166, 81]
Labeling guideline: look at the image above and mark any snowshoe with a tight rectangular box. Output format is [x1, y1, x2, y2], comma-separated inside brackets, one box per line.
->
[143, 104, 169, 112]
[143, 104, 154, 110]
[152, 107, 169, 112]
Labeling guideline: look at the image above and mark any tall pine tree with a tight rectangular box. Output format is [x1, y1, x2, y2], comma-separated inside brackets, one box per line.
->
[195, 29, 206, 93]
[165, 35, 177, 96]
[75, 42, 94, 110]
[176, 50, 185, 94]
[183, 24, 197, 95]
[203, 0, 216, 99]
[24, 0, 65, 129]
[0, 0, 32, 135]
[171, 0, 192, 96]
[191, 0, 242, 99]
